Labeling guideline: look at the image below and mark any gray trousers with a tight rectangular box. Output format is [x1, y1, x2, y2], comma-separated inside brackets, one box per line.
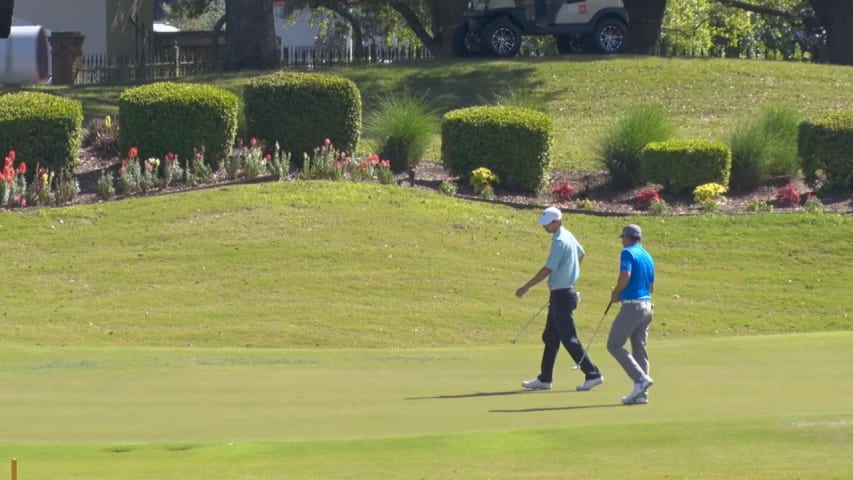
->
[606, 302, 653, 382]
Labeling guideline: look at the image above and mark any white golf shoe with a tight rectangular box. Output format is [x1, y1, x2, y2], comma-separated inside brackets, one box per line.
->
[521, 378, 552, 390]
[575, 376, 604, 391]
[621, 375, 653, 403]
[622, 393, 648, 405]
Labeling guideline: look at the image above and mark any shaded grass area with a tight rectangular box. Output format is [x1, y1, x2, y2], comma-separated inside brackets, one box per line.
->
[1, 181, 850, 348]
[1, 332, 851, 478]
[5, 56, 852, 170]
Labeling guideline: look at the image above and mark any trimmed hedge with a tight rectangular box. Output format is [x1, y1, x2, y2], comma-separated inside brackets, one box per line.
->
[244, 72, 362, 161]
[0, 91, 83, 174]
[799, 112, 853, 189]
[642, 139, 732, 194]
[441, 106, 553, 193]
[119, 82, 239, 170]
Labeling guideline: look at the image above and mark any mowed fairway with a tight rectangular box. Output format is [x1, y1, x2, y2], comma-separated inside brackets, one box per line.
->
[1, 332, 852, 479]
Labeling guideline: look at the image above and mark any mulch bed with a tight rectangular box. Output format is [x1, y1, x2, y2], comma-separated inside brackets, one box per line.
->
[72, 146, 852, 216]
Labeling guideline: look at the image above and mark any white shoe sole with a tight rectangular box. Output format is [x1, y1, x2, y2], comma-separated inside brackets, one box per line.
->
[576, 377, 604, 391]
[521, 382, 552, 390]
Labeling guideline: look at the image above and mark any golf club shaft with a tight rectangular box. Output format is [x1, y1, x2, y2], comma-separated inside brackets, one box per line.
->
[512, 301, 549, 344]
[572, 302, 612, 370]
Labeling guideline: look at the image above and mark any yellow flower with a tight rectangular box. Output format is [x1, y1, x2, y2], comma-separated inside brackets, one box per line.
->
[693, 183, 727, 204]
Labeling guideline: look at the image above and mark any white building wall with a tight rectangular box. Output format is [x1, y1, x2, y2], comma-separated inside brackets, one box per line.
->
[274, 6, 318, 50]
[13, 0, 108, 56]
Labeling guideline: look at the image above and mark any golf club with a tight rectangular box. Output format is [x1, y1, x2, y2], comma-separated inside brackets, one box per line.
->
[572, 301, 612, 370]
[511, 301, 549, 344]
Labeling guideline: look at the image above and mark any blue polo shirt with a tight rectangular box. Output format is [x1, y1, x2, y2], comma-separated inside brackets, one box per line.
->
[619, 242, 655, 301]
[545, 226, 584, 289]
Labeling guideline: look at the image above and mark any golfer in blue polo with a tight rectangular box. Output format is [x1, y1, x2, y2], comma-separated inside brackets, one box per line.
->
[516, 206, 604, 392]
[608, 224, 656, 405]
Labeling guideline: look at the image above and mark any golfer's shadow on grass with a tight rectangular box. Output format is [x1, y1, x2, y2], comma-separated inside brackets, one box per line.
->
[490, 403, 623, 413]
[406, 389, 584, 400]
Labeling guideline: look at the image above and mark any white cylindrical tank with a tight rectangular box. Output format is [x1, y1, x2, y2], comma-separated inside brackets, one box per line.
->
[0, 25, 49, 84]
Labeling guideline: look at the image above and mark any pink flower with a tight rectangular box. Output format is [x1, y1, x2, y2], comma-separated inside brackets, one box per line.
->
[8, 150, 16, 162]
[265, 154, 272, 161]
[250, 137, 258, 147]
[369, 154, 379, 166]
[166, 152, 176, 162]
[324, 138, 331, 146]
[16, 162, 26, 175]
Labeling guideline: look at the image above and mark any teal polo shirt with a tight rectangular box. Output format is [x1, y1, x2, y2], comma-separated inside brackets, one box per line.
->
[545, 226, 584, 289]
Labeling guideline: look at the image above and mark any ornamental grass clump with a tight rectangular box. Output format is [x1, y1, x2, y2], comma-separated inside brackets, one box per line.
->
[599, 104, 675, 189]
[365, 90, 438, 174]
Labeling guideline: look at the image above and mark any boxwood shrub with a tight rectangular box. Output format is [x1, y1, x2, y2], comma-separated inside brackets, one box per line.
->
[244, 72, 362, 161]
[119, 82, 239, 170]
[441, 106, 553, 193]
[642, 139, 731, 194]
[799, 111, 853, 189]
[0, 91, 83, 174]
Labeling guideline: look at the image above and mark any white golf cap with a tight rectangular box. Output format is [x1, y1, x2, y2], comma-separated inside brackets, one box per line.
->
[537, 206, 562, 225]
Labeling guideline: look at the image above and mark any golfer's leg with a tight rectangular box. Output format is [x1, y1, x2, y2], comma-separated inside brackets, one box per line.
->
[538, 306, 560, 383]
[629, 305, 653, 376]
[607, 305, 646, 382]
[553, 290, 600, 377]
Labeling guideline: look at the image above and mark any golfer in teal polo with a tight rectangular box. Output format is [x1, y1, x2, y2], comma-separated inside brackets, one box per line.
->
[516, 206, 603, 391]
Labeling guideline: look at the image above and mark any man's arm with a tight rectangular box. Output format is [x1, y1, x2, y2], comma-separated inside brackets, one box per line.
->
[610, 269, 630, 303]
[516, 266, 551, 298]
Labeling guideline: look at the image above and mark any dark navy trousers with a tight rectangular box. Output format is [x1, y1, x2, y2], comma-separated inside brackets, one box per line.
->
[537, 288, 602, 382]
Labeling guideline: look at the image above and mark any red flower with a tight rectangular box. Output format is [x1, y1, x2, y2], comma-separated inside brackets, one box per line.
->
[128, 147, 138, 159]
[8, 150, 15, 162]
[16, 162, 27, 175]
[369, 154, 380, 166]
[166, 152, 176, 162]
[551, 181, 574, 202]
[775, 183, 800, 208]
[635, 188, 662, 210]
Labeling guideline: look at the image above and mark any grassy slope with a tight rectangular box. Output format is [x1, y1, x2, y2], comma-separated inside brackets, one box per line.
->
[1, 181, 850, 348]
[7, 56, 853, 170]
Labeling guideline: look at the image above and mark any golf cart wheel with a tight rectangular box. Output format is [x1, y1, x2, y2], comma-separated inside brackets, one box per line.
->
[483, 19, 522, 58]
[592, 18, 627, 54]
[0, 0, 14, 39]
[452, 22, 483, 58]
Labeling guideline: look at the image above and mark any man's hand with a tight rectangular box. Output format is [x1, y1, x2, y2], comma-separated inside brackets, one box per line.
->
[610, 289, 621, 304]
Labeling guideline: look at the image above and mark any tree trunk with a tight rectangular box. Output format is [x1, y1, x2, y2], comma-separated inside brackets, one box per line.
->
[224, 0, 280, 71]
[623, 0, 668, 54]
[810, 0, 853, 65]
[429, 0, 467, 57]
[389, 0, 465, 56]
